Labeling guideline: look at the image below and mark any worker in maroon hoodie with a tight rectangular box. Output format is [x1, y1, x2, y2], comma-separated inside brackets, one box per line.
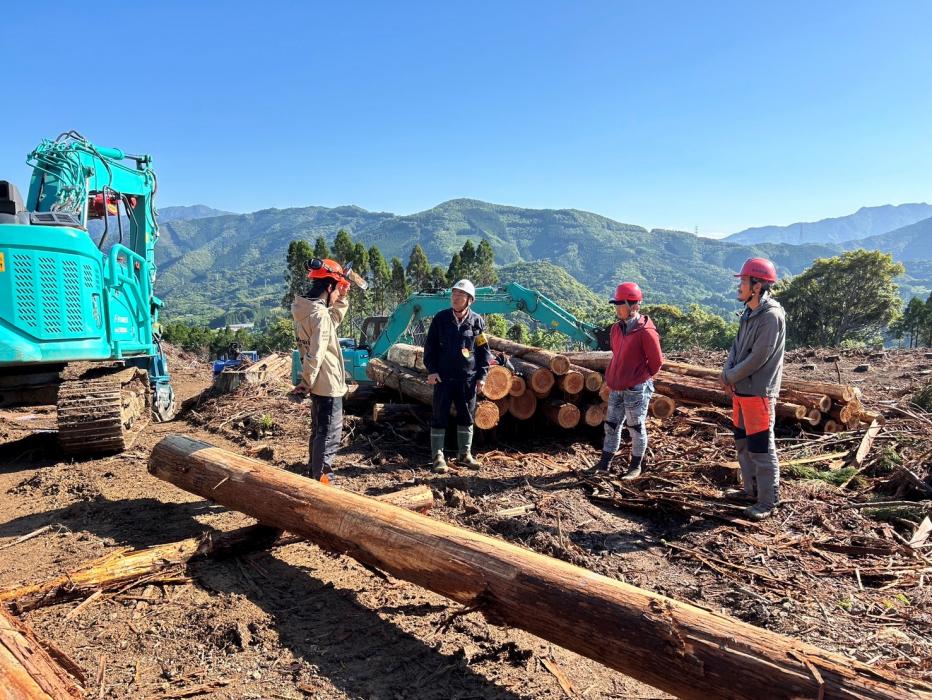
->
[594, 282, 664, 478]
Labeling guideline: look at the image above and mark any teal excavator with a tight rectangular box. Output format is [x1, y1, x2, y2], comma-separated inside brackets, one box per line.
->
[0, 132, 175, 453]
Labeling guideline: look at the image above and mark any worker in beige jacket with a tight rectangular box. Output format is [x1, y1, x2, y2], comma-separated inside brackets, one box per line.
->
[291, 258, 350, 485]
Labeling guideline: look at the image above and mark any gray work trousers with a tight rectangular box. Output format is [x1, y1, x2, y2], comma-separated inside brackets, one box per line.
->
[309, 395, 343, 481]
[603, 381, 653, 458]
[733, 396, 780, 509]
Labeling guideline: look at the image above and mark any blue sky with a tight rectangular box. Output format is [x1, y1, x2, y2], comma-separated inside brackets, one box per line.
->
[3, 1, 930, 235]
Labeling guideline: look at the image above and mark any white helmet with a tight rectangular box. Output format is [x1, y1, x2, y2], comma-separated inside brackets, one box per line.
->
[452, 279, 476, 301]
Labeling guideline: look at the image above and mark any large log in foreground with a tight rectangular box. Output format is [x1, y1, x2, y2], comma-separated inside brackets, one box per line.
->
[0, 606, 84, 699]
[149, 435, 929, 700]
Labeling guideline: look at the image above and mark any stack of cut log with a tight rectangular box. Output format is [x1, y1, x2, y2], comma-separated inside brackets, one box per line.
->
[565, 352, 878, 432]
[370, 340, 673, 432]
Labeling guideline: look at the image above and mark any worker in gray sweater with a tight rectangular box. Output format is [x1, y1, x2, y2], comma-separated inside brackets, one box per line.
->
[719, 257, 786, 521]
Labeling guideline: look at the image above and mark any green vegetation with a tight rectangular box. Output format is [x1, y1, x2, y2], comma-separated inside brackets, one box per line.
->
[784, 464, 860, 487]
[158, 199, 910, 324]
[776, 250, 904, 348]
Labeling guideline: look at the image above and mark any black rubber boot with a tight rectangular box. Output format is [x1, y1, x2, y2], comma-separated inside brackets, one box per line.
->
[620, 454, 644, 480]
[593, 451, 615, 473]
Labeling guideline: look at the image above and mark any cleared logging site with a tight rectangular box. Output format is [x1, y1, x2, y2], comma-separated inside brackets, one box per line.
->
[1, 343, 931, 699]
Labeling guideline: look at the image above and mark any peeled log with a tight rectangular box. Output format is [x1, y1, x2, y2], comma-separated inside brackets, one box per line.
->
[650, 395, 676, 419]
[474, 401, 501, 430]
[509, 357, 554, 395]
[508, 375, 527, 397]
[556, 370, 584, 395]
[488, 337, 571, 375]
[0, 607, 84, 699]
[480, 365, 514, 400]
[148, 435, 929, 700]
[583, 403, 606, 427]
[508, 392, 538, 420]
[386, 343, 426, 372]
[366, 359, 433, 406]
[543, 400, 580, 429]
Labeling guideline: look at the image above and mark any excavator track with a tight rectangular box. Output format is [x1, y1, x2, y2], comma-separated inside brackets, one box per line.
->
[57, 367, 151, 454]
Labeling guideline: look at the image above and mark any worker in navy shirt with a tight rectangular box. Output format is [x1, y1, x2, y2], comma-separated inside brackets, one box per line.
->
[423, 279, 491, 473]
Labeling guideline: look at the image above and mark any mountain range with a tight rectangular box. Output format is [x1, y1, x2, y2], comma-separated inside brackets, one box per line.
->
[726, 203, 932, 245]
[150, 199, 932, 324]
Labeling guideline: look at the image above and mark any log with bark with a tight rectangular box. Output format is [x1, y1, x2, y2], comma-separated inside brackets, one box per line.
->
[487, 337, 571, 375]
[371, 403, 430, 424]
[509, 357, 554, 395]
[147, 435, 931, 700]
[386, 343, 426, 372]
[569, 364, 603, 392]
[0, 606, 84, 699]
[366, 359, 434, 405]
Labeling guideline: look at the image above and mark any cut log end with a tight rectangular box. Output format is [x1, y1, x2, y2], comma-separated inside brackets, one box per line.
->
[508, 376, 527, 397]
[650, 395, 676, 419]
[481, 365, 514, 400]
[544, 400, 581, 429]
[558, 371, 584, 395]
[474, 401, 501, 430]
[508, 392, 538, 420]
[583, 403, 606, 427]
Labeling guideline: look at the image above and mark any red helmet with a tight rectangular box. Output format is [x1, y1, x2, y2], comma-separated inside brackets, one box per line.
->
[307, 258, 350, 291]
[735, 257, 777, 283]
[611, 282, 643, 304]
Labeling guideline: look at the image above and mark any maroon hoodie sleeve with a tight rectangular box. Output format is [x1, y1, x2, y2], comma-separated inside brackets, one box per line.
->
[642, 325, 664, 376]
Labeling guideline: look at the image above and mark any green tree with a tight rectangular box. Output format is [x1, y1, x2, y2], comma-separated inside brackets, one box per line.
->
[899, 297, 926, 348]
[447, 252, 464, 282]
[313, 236, 330, 259]
[332, 228, 355, 263]
[643, 303, 738, 351]
[485, 313, 508, 338]
[925, 292, 932, 346]
[390, 257, 410, 306]
[460, 240, 477, 280]
[281, 239, 314, 309]
[474, 240, 498, 286]
[406, 244, 431, 292]
[776, 250, 904, 347]
[254, 318, 296, 353]
[429, 265, 448, 291]
[368, 246, 391, 315]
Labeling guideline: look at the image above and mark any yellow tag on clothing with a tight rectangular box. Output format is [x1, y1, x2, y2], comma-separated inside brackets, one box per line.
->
[475, 332, 488, 347]
[462, 348, 472, 359]
[0, 253, 4, 272]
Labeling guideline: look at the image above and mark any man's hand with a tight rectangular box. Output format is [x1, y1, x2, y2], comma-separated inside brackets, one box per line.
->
[427, 373, 441, 385]
[477, 379, 486, 395]
[718, 372, 734, 393]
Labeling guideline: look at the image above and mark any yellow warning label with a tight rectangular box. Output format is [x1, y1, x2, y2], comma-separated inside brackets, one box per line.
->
[476, 332, 488, 347]
[0, 253, 5, 272]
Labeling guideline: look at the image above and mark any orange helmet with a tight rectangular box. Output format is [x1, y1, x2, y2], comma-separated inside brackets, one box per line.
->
[307, 258, 350, 291]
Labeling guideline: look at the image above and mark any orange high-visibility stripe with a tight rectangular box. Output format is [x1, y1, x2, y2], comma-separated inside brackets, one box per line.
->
[732, 395, 771, 435]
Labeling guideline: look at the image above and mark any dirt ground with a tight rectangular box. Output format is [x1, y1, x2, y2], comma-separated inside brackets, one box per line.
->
[1, 346, 930, 699]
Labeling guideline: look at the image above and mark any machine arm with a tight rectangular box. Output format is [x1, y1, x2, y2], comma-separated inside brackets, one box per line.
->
[367, 282, 600, 358]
